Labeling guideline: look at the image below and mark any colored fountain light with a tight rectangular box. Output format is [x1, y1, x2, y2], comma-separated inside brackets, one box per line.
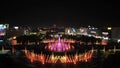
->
[45, 36, 74, 52]
[24, 50, 94, 64]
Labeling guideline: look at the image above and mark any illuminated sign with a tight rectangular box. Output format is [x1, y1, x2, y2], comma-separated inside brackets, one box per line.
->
[0, 24, 8, 36]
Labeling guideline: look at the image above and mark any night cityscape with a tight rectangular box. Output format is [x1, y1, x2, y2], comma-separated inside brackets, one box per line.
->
[0, 1, 120, 68]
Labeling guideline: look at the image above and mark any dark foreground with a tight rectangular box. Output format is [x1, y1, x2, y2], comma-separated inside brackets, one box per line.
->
[0, 51, 120, 68]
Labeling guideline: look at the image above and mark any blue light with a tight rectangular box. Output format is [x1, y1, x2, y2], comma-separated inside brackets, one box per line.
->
[0, 40, 3, 42]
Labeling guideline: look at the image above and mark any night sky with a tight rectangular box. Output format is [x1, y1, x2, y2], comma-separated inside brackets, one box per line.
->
[0, 1, 118, 27]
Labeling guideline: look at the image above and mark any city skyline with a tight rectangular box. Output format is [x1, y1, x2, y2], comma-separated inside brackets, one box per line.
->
[0, 1, 120, 67]
[0, 1, 117, 27]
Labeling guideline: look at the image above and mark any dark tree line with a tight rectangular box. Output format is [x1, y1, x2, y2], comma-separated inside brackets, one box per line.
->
[16, 34, 45, 45]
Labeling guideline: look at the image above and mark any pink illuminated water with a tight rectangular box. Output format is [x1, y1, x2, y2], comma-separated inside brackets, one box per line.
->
[45, 36, 74, 52]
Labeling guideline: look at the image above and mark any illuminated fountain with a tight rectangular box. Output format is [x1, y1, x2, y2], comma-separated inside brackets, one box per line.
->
[45, 36, 74, 52]
[22, 35, 95, 64]
[23, 36, 95, 64]
[24, 49, 94, 64]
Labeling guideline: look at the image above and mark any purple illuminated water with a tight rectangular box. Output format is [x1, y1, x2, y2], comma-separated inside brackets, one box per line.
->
[45, 36, 74, 52]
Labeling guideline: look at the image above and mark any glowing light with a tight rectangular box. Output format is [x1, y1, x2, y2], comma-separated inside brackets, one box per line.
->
[44, 36, 74, 52]
[24, 49, 94, 64]
[11, 40, 17, 45]
[117, 39, 120, 43]
[13, 36, 16, 39]
[101, 40, 107, 45]
[0, 32, 5, 36]
[0, 40, 3, 42]
[14, 26, 19, 30]
[67, 30, 70, 33]
[107, 27, 112, 30]
[102, 32, 109, 35]
[80, 29, 84, 32]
